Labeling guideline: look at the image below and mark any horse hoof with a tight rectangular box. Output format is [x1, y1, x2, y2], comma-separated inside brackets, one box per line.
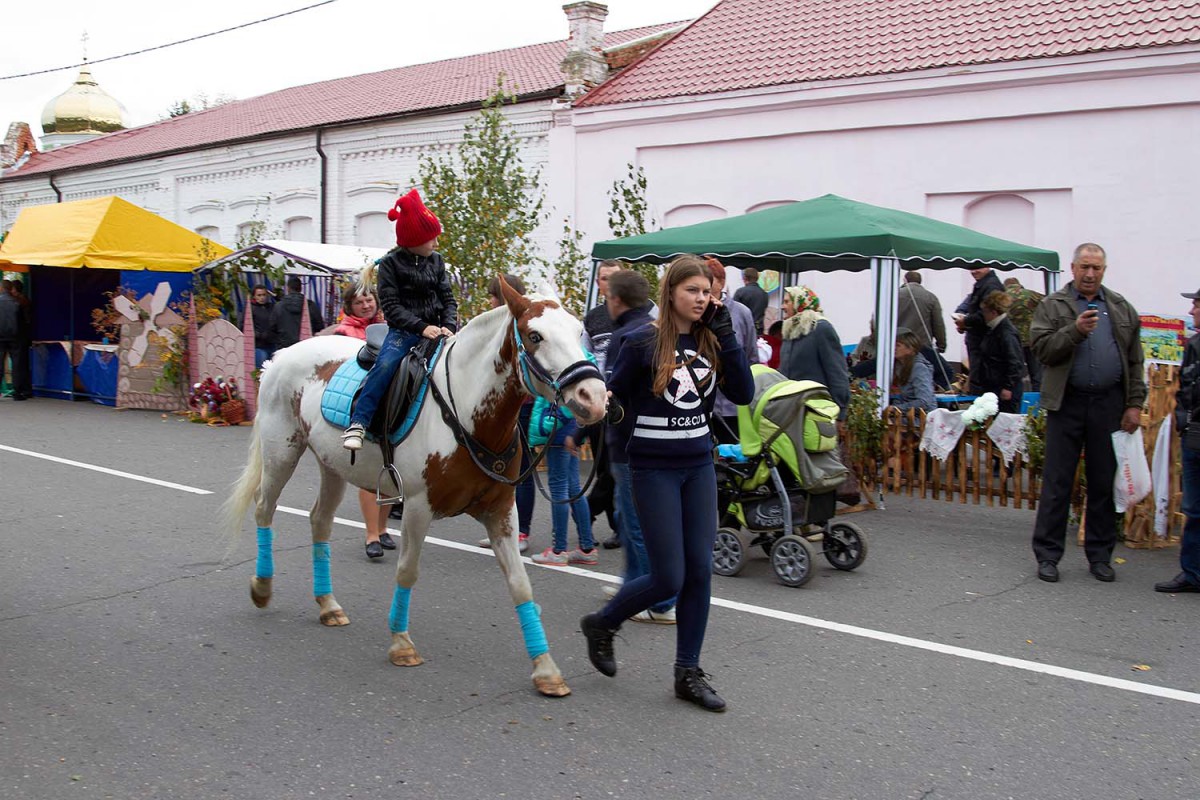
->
[250, 577, 273, 608]
[534, 676, 571, 697]
[389, 647, 424, 667]
[320, 608, 350, 626]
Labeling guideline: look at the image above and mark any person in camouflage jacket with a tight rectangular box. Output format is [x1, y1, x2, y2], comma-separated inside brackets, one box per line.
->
[1004, 277, 1045, 391]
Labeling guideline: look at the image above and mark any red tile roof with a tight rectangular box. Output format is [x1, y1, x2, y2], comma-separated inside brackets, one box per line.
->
[4, 24, 677, 180]
[578, 0, 1200, 107]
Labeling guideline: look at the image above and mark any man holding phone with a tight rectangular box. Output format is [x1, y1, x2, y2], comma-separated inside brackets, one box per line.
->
[1029, 243, 1146, 583]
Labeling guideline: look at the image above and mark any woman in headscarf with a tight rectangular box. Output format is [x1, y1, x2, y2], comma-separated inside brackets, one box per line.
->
[778, 285, 850, 416]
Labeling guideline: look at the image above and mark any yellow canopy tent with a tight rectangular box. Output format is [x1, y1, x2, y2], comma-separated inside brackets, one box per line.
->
[0, 195, 230, 271]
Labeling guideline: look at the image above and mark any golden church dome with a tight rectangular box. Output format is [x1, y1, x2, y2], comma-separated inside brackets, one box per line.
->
[41, 65, 127, 135]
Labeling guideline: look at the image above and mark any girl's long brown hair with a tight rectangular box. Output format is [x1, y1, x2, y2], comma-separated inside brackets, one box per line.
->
[651, 255, 723, 396]
[892, 329, 923, 388]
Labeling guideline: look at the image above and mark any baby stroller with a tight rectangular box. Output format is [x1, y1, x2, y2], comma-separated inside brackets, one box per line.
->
[712, 365, 868, 587]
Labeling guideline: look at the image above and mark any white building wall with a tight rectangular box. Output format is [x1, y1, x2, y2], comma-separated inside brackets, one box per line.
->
[1, 100, 563, 270]
[555, 46, 1200, 360]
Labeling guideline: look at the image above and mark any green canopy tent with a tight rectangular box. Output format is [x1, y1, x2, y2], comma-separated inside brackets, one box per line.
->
[590, 194, 1060, 411]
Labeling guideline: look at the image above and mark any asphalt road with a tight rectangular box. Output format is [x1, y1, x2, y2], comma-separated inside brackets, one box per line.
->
[2, 399, 1198, 800]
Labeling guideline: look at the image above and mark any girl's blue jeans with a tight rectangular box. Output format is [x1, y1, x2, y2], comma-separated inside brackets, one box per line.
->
[350, 329, 421, 429]
[546, 427, 593, 552]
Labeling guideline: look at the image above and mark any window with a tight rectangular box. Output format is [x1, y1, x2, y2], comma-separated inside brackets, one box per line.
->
[355, 212, 392, 248]
[195, 225, 220, 242]
[285, 216, 315, 242]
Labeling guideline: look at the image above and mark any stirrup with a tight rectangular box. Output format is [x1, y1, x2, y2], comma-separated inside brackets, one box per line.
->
[376, 463, 403, 506]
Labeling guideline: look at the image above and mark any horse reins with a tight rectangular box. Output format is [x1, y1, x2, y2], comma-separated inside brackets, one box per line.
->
[424, 318, 606, 504]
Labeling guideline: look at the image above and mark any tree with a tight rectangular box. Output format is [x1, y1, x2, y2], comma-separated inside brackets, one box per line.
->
[161, 92, 235, 120]
[416, 78, 545, 319]
[607, 162, 660, 288]
[549, 220, 589, 318]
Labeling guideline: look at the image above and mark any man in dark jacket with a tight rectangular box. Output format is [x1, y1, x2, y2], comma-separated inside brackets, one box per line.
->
[733, 267, 769, 335]
[250, 285, 275, 369]
[582, 260, 621, 544]
[269, 277, 323, 351]
[955, 267, 1004, 385]
[9, 278, 32, 399]
[1029, 243, 1146, 583]
[1155, 287, 1200, 593]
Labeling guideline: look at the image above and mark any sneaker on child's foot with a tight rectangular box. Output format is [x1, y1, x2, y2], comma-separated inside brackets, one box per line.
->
[477, 536, 492, 548]
[531, 547, 569, 566]
[631, 607, 676, 625]
[601, 583, 621, 599]
[518, 532, 530, 554]
[342, 423, 365, 451]
[567, 548, 599, 566]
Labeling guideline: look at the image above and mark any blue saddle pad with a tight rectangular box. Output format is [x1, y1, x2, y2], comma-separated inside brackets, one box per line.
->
[319, 341, 443, 445]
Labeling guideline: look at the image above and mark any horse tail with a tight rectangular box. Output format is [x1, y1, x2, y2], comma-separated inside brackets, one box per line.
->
[221, 420, 264, 545]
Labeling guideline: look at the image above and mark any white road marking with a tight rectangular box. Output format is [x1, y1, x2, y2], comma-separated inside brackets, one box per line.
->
[0, 443, 213, 495]
[7, 445, 1199, 706]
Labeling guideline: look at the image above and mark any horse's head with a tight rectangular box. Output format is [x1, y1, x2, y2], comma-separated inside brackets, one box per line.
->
[498, 275, 607, 426]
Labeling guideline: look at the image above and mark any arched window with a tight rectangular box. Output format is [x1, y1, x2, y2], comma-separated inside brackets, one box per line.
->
[663, 204, 725, 228]
[964, 194, 1035, 243]
[355, 212, 392, 248]
[195, 225, 221, 243]
[285, 216, 315, 242]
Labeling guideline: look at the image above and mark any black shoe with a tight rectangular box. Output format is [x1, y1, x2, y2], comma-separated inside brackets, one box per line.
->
[12, 395, 28, 401]
[365, 541, 384, 559]
[1154, 573, 1200, 593]
[378, 532, 397, 550]
[580, 612, 617, 677]
[601, 534, 621, 550]
[1037, 561, 1059, 582]
[388, 503, 405, 520]
[1089, 562, 1115, 582]
[674, 666, 726, 712]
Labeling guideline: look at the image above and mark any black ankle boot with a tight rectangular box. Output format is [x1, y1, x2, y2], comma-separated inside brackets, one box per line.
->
[580, 612, 618, 677]
[674, 666, 726, 712]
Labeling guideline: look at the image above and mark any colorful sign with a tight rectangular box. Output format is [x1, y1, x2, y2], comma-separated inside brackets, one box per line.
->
[1140, 315, 1188, 364]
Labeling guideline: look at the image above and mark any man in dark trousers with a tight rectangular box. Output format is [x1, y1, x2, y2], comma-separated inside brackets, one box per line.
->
[269, 276, 323, 351]
[0, 278, 33, 400]
[0, 279, 20, 398]
[733, 267, 769, 335]
[582, 260, 622, 546]
[1029, 243, 1145, 583]
[1154, 286, 1200, 593]
[955, 266, 1004, 386]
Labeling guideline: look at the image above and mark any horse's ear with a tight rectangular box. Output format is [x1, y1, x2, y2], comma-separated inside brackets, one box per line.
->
[498, 274, 530, 318]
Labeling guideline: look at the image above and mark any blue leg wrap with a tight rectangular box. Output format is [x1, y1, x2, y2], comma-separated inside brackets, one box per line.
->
[312, 542, 332, 597]
[255, 526, 274, 579]
[389, 586, 412, 634]
[516, 600, 549, 659]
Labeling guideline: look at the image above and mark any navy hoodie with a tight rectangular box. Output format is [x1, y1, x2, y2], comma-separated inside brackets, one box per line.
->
[607, 324, 754, 469]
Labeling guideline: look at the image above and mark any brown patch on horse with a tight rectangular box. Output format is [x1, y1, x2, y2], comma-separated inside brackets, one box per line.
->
[496, 299, 555, 375]
[424, 386, 526, 519]
[314, 359, 344, 384]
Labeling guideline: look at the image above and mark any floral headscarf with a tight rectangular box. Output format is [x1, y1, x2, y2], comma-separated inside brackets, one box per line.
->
[782, 285, 825, 339]
[784, 285, 821, 313]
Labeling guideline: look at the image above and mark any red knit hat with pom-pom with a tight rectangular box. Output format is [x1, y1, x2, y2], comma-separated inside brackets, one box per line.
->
[388, 189, 442, 248]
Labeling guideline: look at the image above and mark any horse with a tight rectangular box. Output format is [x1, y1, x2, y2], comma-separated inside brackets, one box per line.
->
[222, 278, 607, 696]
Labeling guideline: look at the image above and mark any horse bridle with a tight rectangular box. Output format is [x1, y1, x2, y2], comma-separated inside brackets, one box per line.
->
[424, 316, 604, 500]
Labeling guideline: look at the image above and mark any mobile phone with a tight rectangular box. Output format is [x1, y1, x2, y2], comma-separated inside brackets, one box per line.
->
[700, 301, 718, 325]
[1086, 302, 1099, 312]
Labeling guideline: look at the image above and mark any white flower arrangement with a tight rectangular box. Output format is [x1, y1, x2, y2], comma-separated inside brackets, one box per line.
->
[961, 392, 1000, 428]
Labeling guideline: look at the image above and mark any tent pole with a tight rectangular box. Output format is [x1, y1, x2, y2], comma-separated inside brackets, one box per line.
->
[872, 258, 899, 418]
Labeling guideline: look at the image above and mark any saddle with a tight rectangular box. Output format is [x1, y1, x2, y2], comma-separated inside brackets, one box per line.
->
[355, 324, 440, 441]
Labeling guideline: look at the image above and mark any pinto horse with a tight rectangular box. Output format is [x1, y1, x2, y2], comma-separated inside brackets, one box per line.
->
[222, 278, 607, 696]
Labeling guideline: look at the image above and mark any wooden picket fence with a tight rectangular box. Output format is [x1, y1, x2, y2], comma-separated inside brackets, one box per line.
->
[844, 362, 1187, 548]
[847, 407, 1043, 510]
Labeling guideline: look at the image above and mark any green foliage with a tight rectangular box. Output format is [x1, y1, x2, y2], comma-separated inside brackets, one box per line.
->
[606, 162, 660, 289]
[417, 77, 544, 319]
[550, 220, 589, 318]
[1023, 406, 1047, 471]
[846, 382, 886, 465]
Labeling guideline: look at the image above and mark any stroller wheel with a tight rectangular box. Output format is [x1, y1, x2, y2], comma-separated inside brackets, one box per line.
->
[770, 534, 816, 587]
[712, 527, 747, 577]
[824, 522, 868, 571]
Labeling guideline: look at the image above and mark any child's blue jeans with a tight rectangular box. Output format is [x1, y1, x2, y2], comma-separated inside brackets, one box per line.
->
[546, 427, 594, 552]
[350, 329, 421, 429]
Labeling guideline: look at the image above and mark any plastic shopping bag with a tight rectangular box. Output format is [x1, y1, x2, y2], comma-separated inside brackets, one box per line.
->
[1112, 428, 1152, 513]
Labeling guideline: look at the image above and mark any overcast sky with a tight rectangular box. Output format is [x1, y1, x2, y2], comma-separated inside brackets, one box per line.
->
[1, 0, 717, 136]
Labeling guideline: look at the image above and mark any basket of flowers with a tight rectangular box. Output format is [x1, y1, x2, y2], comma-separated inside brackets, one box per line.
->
[189, 376, 244, 425]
